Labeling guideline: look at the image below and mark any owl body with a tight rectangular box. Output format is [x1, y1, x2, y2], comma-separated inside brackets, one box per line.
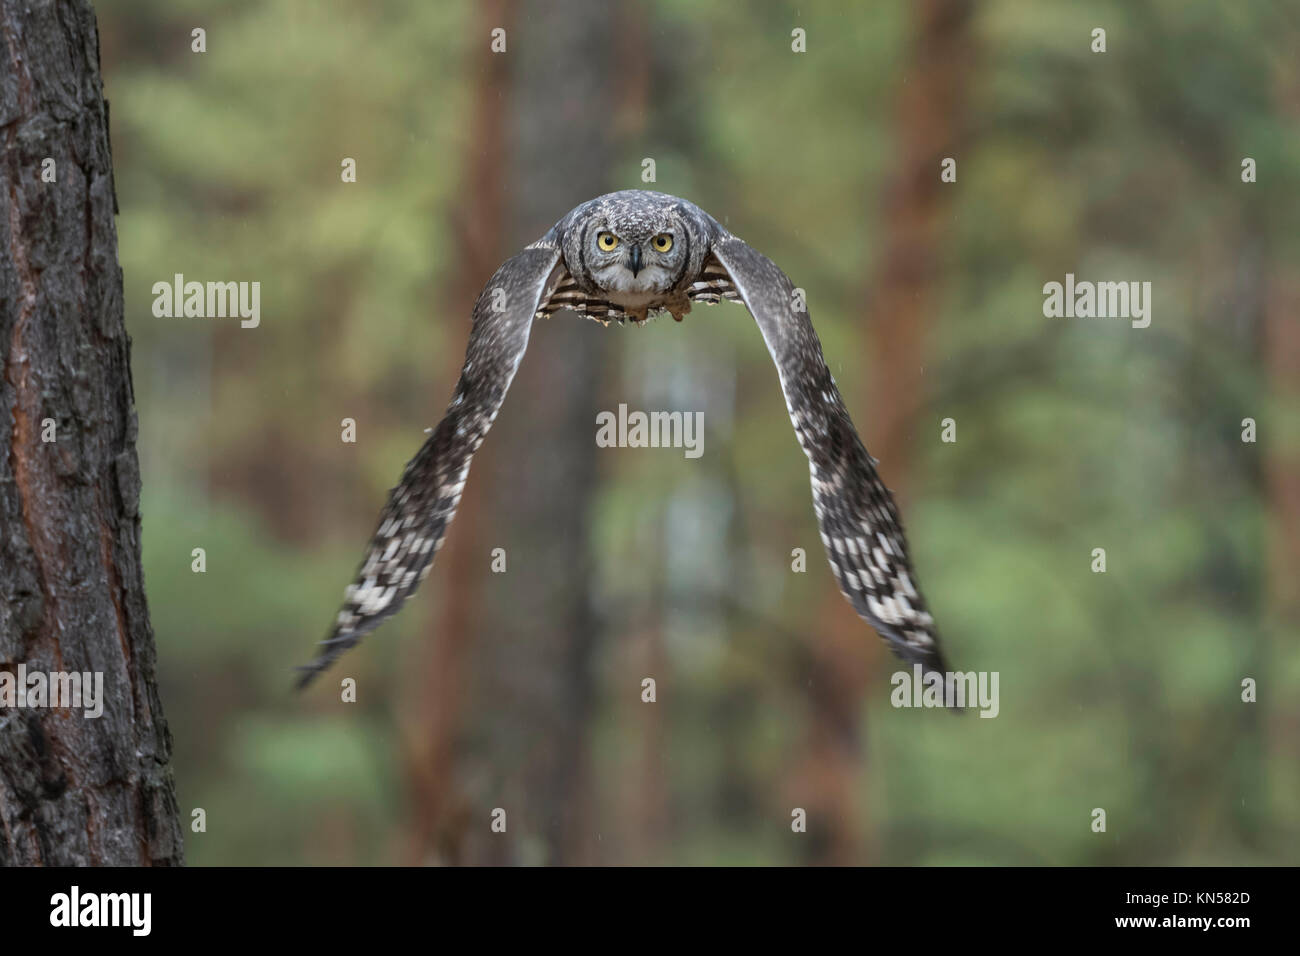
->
[298, 190, 953, 694]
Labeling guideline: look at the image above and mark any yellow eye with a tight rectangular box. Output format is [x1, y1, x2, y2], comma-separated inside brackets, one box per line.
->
[597, 232, 619, 251]
[652, 234, 673, 252]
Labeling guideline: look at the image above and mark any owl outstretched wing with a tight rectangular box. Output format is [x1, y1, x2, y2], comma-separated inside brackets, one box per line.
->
[295, 241, 565, 687]
[708, 234, 951, 678]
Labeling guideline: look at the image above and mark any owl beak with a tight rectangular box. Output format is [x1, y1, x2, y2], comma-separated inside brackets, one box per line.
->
[628, 245, 643, 276]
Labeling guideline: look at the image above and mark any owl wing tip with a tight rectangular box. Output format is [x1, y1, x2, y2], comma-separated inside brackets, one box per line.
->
[913, 646, 972, 715]
[293, 662, 325, 691]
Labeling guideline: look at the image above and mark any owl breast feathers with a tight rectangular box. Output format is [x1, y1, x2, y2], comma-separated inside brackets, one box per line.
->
[297, 190, 952, 693]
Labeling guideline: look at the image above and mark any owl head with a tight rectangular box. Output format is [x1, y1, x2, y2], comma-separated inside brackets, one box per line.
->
[565, 190, 704, 297]
[584, 223, 685, 296]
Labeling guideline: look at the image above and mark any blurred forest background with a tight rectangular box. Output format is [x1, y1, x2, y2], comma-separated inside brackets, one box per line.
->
[97, 0, 1298, 864]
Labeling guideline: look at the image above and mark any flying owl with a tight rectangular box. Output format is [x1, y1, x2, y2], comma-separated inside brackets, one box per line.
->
[296, 190, 951, 687]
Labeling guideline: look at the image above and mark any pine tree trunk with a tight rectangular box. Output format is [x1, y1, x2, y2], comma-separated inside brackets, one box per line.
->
[0, 0, 183, 865]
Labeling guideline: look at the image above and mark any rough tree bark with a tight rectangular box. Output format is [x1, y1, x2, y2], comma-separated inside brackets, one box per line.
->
[0, 0, 183, 865]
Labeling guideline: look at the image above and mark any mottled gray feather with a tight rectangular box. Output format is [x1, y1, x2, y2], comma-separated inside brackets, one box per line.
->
[296, 242, 563, 686]
[709, 235, 949, 675]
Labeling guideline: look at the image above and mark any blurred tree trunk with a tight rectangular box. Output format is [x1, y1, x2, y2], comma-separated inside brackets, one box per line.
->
[1264, 273, 1299, 792]
[0, 0, 183, 865]
[798, 0, 974, 866]
[404, 0, 618, 866]
[868, 0, 973, 484]
[1264, 59, 1300, 836]
[401, 0, 514, 865]
[465, 0, 617, 866]
[610, 0, 670, 865]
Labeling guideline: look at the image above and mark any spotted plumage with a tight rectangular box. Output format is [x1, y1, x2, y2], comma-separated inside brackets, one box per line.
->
[296, 190, 951, 688]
